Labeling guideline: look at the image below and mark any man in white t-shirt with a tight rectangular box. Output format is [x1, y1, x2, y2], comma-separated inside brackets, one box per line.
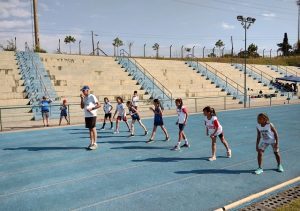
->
[80, 85, 100, 150]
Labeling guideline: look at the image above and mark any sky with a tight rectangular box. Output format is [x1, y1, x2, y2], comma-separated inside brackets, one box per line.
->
[0, 0, 299, 57]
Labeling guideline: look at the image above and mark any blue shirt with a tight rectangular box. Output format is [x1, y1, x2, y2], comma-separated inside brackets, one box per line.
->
[40, 100, 51, 112]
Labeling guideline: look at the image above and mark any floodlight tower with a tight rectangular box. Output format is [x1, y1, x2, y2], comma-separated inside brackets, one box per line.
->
[297, 0, 300, 43]
[237, 16, 256, 108]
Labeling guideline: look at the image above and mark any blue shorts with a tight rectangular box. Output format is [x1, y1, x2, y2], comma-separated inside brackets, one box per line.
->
[179, 124, 185, 131]
[131, 114, 140, 121]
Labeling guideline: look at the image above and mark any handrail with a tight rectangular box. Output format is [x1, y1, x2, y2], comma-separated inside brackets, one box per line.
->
[187, 55, 244, 95]
[247, 64, 274, 81]
[278, 65, 298, 76]
[119, 49, 173, 100]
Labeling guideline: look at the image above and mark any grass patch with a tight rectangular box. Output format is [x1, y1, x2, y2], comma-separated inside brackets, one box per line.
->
[277, 198, 300, 211]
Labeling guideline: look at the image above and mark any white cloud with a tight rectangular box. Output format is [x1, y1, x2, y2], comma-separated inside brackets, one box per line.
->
[0, 0, 31, 18]
[222, 22, 235, 30]
[262, 12, 276, 18]
[0, 19, 31, 29]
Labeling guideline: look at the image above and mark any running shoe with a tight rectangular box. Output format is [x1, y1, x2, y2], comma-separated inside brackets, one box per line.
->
[146, 139, 154, 144]
[165, 136, 170, 141]
[227, 149, 232, 158]
[255, 168, 264, 175]
[181, 143, 190, 148]
[144, 131, 148, 136]
[114, 130, 119, 134]
[278, 164, 284, 172]
[171, 146, 180, 151]
[208, 156, 216, 161]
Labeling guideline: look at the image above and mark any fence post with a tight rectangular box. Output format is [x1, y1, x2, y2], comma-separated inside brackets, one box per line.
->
[0, 108, 2, 131]
[68, 104, 71, 124]
[248, 95, 251, 108]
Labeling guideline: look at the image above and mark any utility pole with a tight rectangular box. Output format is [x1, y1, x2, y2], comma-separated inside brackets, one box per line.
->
[33, 0, 40, 50]
[297, 1, 300, 44]
[91, 31, 95, 55]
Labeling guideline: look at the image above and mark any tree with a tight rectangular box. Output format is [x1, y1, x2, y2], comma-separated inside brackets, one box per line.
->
[64, 36, 76, 54]
[277, 33, 292, 56]
[215, 39, 225, 57]
[112, 37, 124, 56]
[0, 39, 16, 51]
[152, 43, 159, 58]
[248, 43, 259, 57]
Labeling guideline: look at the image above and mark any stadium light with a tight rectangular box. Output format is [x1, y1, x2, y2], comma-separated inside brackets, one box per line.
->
[237, 15, 256, 108]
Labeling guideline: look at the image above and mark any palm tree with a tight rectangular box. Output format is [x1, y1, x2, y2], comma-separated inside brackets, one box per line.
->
[64, 36, 76, 54]
[215, 39, 225, 57]
[152, 43, 159, 58]
[113, 37, 124, 56]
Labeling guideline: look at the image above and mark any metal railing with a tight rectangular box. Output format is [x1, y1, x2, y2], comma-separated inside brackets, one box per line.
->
[117, 49, 173, 108]
[186, 56, 244, 103]
[0, 95, 299, 131]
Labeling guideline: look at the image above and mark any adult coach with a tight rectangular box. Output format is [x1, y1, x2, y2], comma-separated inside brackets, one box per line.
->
[80, 85, 100, 150]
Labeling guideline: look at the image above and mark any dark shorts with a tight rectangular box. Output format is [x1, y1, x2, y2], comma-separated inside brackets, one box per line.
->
[85, 117, 97, 129]
[131, 114, 140, 121]
[104, 113, 112, 119]
[60, 111, 67, 117]
[154, 117, 164, 126]
[117, 116, 127, 121]
[218, 133, 224, 139]
[42, 111, 49, 118]
[179, 124, 185, 131]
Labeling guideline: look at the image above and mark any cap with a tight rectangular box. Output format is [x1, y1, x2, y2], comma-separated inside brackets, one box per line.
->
[80, 85, 90, 91]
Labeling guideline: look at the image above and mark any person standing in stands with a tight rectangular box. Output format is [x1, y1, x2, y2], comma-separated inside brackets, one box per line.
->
[40, 96, 52, 127]
[80, 86, 100, 150]
[131, 90, 139, 110]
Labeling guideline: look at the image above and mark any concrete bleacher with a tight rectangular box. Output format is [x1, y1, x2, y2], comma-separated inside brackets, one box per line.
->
[135, 59, 241, 109]
[39, 53, 145, 118]
[0, 51, 32, 123]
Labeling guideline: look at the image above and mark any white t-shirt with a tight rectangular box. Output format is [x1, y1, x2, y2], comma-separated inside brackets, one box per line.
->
[256, 123, 275, 143]
[132, 95, 139, 107]
[83, 94, 98, 117]
[204, 116, 223, 136]
[116, 103, 126, 116]
[103, 102, 112, 114]
[177, 106, 188, 124]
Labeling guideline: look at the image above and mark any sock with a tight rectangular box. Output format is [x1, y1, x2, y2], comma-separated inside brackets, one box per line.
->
[185, 139, 189, 144]
[176, 142, 181, 147]
[111, 122, 113, 128]
[101, 123, 106, 128]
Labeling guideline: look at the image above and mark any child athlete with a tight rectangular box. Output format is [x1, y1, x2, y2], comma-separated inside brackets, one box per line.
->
[59, 99, 70, 126]
[126, 101, 148, 136]
[100, 97, 113, 130]
[113, 96, 130, 134]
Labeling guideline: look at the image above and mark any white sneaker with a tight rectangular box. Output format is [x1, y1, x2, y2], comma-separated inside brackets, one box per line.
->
[208, 156, 216, 161]
[171, 146, 180, 151]
[114, 130, 119, 134]
[89, 143, 98, 150]
[227, 149, 232, 158]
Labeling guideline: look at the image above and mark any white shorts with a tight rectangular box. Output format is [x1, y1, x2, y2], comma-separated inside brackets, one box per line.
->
[259, 142, 279, 152]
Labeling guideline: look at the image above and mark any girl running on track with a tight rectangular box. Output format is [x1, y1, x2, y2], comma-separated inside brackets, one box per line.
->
[59, 99, 70, 126]
[147, 99, 169, 143]
[255, 113, 284, 175]
[100, 97, 113, 130]
[126, 101, 148, 136]
[171, 98, 189, 151]
[113, 96, 130, 134]
[203, 106, 231, 161]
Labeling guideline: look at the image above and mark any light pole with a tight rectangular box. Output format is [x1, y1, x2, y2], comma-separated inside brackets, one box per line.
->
[97, 41, 100, 56]
[202, 46, 205, 58]
[144, 43, 146, 57]
[192, 45, 195, 57]
[169, 44, 172, 58]
[79, 40, 81, 55]
[237, 15, 256, 108]
[181, 45, 184, 58]
[263, 49, 265, 58]
[58, 39, 61, 53]
[297, 0, 300, 43]
[270, 49, 272, 59]
[91, 31, 98, 55]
